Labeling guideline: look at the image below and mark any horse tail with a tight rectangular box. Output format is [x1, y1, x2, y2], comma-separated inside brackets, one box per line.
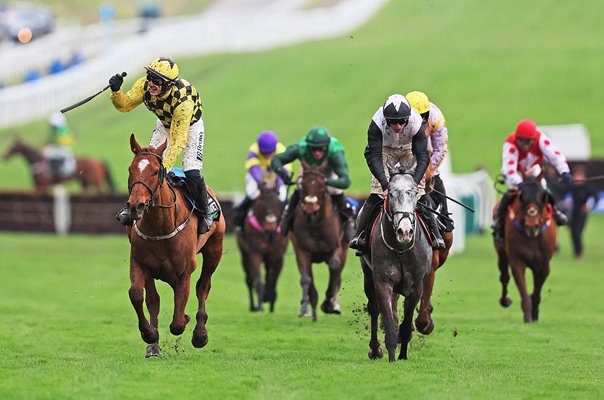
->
[103, 160, 116, 192]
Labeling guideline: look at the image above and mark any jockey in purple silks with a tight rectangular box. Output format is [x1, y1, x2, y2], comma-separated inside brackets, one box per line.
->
[232, 131, 291, 230]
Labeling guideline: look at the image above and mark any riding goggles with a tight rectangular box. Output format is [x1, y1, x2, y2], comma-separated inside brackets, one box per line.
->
[386, 118, 409, 126]
[146, 73, 166, 86]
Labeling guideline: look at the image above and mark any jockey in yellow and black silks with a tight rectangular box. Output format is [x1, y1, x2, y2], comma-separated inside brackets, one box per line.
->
[109, 57, 210, 234]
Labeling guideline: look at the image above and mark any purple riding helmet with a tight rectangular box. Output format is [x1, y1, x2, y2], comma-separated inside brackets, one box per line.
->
[257, 130, 278, 154]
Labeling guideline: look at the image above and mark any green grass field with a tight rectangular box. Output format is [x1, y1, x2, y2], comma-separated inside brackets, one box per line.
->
[1, 217, 603, 399]
[1, 0, 604, 398]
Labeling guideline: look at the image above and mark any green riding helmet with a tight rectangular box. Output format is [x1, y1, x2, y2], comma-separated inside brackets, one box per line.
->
[305, 127, 331, 149]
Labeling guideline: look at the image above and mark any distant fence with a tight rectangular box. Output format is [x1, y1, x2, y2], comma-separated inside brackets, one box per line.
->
[0, 189, 238, 235]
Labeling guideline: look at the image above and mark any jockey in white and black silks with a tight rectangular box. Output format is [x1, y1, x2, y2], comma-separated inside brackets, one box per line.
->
[109, 57, 210, 234]
[406, 91, 454, 232]
[232, 130, 291, 230]
[492, 118, 573, 242]
[349, 93, 446, 253]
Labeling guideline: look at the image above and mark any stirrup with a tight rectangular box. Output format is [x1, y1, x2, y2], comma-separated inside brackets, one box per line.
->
[432, 237, 446, 250]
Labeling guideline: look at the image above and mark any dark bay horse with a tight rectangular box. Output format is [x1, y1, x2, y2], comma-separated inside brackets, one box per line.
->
[493, 176, 556, 323]
[361, 169, 432, 361]
[236, 184, 288, 312]
[290, 160, 348, 321]
[125, 134, 226, 357]
[3, 137, 114, 193]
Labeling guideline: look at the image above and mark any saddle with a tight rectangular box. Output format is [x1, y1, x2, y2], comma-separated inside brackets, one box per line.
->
[167, 171, 221, 222]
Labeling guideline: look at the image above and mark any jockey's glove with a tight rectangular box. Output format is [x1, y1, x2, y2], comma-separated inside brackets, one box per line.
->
[109, 73, 124, 92]
[561, 172, 573, 185]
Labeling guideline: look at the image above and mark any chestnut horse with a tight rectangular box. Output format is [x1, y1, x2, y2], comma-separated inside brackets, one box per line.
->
[290, 160, 348, 321]
[125, 134, 226, 357]
[361, 168, 432, 361]
[3, 137, 114, 193]
[236, 184, 288, 312]
[493, 176, 556, 323]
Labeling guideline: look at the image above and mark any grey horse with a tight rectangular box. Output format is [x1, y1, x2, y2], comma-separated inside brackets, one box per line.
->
[360, 168, 432, 361]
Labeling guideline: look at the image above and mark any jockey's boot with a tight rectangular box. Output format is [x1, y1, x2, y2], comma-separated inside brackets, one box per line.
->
[349, 193, 382, 255]
[491, 191, 516, 243]
[427, 211, 446, 250]
[234, 196, 254, 231]
[115, 207, 133, 226]
[331, 193, 356, 243]
[420, 195, 446, 250]
[186, 170, 210, 234]
[550, 198, 568, 226]
[279, 189, 300, 235]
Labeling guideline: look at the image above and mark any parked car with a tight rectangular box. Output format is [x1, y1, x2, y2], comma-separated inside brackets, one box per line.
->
[0, 3, 54, 43]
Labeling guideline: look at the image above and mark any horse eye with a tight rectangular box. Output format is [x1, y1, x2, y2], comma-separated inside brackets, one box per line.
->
[153, 171, 159, 176]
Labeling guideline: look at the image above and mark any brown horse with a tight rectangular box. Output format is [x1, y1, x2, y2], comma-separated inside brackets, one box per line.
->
[125, 134, 226, 357]
[236, 184, 288, 312]
[493, 176, 557, 323]
[290, 160, 348, 321]
[3, 137, 114, 193]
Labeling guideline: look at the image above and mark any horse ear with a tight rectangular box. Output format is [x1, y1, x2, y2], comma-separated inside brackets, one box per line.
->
[301, 159, 310, 171]
[387, 164, 396, 176]
[156, 139, 168, 155]
[130, 134, 141, 154]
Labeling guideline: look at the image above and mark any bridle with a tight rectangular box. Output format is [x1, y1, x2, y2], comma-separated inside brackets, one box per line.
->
[128, 151, 176, 211]
[381, 171, 418, 253]
[129, 151, 194, 241]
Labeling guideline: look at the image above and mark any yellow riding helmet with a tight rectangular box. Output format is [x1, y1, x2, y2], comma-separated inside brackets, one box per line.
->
[405, 91, 430, 114]
[144, 57, 179, 82]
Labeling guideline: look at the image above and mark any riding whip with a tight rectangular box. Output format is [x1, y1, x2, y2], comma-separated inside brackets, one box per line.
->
[60, 72, 127, 114]
[430, 188, 476, 213]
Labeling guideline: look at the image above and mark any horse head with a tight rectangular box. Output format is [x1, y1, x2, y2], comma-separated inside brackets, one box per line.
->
[252, 184, 283, 233]
[386, 166, 419, 245]
[126, 134, 168, 221]
[517, 176, 547, 237]
[3, 137, 32, 162]
[299, 159, 328, 215]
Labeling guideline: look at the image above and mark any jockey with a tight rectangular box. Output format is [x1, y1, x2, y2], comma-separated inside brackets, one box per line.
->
[492, 119, 573, 242]
[406, 91, 454, 232]
[270, 126, 355, 241]
[43, 111, 75, 179]
[109, 57, 210, 234]
[349, 93, 445, 253]
[232, 130, 291, 230]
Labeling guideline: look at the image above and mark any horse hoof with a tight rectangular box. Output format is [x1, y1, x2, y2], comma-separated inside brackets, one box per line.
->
[320, 299, 341, 314]
[415, 318, 434, 335]
[298, 307, 312, 318]
[368, 347, 384, 359]
[145, 343, 161, 358]
[500, 297, 512, 308]
[169, 323, 186, 336]
[192, 332, 209, 348]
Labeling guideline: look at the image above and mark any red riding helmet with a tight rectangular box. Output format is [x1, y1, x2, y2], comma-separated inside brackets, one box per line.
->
[515, 119, 539, 140]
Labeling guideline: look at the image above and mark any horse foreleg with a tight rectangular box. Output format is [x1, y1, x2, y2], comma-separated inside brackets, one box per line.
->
[295, 250, 315, 320]
[497, 248, 512, 308]
[170, 274, 191, 336]
[509, 259, 532, 323]
[362, 261, 383, 359]
[129, 261, 158, 345]
[531, 263, 551, 322]
[192, 239, 222, 348]
[144, 277, 161, 357]
[264, 253, 284, 313]
[415, 266, 436, 335]
[398, 289, 421, 360]
[243, 252, 263, 312]
[374, 281, 397, 362]
[321, 256, 343, 315]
